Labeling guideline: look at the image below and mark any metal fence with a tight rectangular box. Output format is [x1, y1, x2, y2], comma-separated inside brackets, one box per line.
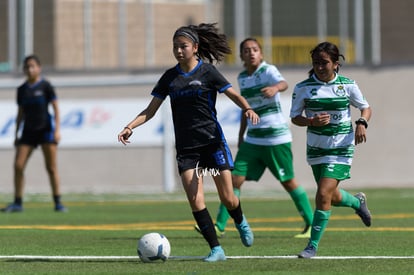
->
[0, 0, 410, 72]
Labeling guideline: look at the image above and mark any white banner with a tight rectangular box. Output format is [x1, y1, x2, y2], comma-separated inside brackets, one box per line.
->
[0, 97, 290, 148]
[0, 99, 227, 148]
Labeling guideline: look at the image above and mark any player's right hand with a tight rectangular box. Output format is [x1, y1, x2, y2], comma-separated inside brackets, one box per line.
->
[118, 128, 133, 145]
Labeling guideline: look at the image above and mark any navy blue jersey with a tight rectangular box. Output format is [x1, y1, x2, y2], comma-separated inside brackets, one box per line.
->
[151, 60, 232, 150]
[17, 79, 57, 132]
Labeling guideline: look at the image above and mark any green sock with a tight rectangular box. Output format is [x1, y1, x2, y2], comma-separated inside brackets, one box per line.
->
[334, 189, 360, 209]
[309, 209, 331, 249]
[289, 186, 314, 225]
[215, 188, 240, 231]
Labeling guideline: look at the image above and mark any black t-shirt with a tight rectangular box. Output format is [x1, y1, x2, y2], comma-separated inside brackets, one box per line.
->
[151, 60, 232, 150]
[17, 79, 57, 132]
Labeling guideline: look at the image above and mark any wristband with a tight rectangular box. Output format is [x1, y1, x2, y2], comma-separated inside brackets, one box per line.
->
[355, 117, 368, 128]
[124, 126, 133, 132]
[243, 108, 253, 113]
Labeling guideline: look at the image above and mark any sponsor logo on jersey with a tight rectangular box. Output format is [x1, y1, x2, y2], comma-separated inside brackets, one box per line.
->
[335, 85, 346, 96]
[34, 90, 44, 96]
[189, 80, 202, 86]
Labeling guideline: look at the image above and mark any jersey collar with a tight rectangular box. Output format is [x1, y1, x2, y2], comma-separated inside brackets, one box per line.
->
[176, 59, 203, 77]
[312, 72, 338, 85]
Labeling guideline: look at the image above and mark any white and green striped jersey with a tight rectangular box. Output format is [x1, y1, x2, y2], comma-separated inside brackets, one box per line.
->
[290, 73, 369, 165]
[238, 61, 292, 146]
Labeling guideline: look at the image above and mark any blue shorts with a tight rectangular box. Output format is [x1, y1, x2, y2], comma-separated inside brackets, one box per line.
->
[17, 129, 57, 148]
[176, 142, 234, 174]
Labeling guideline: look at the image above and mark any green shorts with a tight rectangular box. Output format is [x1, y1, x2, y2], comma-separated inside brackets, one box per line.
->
[311, 163, 351, 183]
[232, 142, 294, 182]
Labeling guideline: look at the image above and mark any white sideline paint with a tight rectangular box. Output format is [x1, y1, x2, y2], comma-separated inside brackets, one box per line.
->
[0, 255, 413, 261]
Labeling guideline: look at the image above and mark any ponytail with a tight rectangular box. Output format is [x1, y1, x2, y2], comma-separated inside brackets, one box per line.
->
[173, 23, 231, 63]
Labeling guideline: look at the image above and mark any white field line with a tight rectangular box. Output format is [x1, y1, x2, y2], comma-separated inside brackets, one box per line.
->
[0, 255, 413, 261]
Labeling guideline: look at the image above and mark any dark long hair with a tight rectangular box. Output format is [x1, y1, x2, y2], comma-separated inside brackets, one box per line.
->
[308, 42, 345, 77]
[173, 23, 231, 63]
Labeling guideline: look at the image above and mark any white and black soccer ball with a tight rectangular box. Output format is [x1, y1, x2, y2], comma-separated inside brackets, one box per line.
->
[137, 232, 171, 263]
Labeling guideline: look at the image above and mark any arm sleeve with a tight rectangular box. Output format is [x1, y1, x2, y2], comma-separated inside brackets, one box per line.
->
[207, 64, 232, 93]
[150, 71, 171, 100]
[349, 83, 370, 110]
[290, 85, 305, 118]
[46, 81, 57, 102]
[267, 65, 286, 85]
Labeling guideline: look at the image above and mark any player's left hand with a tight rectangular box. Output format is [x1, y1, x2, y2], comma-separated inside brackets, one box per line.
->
[261, 86, 278, 98]
[245, 109, 260, 125]
[354, 124, 367, 145]
[54, 130, 61, 144]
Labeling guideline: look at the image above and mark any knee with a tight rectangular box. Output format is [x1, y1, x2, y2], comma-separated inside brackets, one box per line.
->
[232, 175, 244, 189]
[281, 179, 298, 192]
[45, 165, 58, 176]
[222, 194, 239, 210]
[331, 191, 342, 203]
[316, 189, 330, 199]
[14, 162, 25, 174]
[316, 190, 333, 207]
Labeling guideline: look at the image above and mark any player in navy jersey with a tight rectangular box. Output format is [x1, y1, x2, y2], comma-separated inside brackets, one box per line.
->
[1, 55, 67, 213]
[118, 23, 259, 262]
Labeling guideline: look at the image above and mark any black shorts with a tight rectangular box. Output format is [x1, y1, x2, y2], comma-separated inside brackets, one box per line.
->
[17, 129, 57, 148]
[176, 142, 234, 174]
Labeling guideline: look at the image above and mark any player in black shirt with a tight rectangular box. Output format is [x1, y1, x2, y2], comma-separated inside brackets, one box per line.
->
[1, 55, 67, 213]
[118, 23, 259, 262]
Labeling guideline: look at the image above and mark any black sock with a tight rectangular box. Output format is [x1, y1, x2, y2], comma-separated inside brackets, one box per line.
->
[53, 195, 61, 205]
[228, 202, 243, 224]
[193, 208, 219, 249]
[14, 197, 22, 206]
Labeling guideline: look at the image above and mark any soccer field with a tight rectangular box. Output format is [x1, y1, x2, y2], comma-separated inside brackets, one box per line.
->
[0, 188, 413, 274]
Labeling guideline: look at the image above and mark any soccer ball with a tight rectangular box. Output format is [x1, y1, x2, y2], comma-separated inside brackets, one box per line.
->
[137, 232, 171, 263]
